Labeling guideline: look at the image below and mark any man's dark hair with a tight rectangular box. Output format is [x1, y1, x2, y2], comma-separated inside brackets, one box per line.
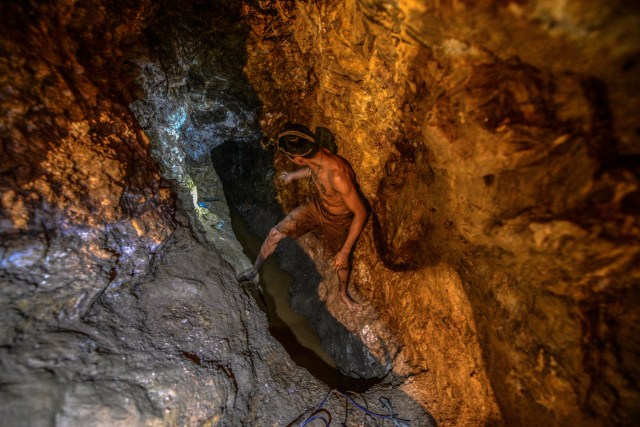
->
[277, 123, 319, 158]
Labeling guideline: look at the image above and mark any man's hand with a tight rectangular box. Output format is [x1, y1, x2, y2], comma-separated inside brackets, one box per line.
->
[278, 172, 293, 184]
[332, 250, 349, 271]
[278, 168, 311, 184]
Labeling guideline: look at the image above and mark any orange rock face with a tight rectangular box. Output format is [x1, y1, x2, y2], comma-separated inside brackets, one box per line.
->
[243, 1, 640, 425]
[0, 0, 174, 319]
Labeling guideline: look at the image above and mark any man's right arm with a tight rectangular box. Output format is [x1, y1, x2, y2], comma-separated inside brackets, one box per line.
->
[279, 168, 310, 184]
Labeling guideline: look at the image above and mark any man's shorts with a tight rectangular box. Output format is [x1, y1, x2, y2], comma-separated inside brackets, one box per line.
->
[275, 195, 354, 256]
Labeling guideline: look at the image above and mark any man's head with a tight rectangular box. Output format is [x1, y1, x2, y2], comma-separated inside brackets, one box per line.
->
[277, 124, 319, 160]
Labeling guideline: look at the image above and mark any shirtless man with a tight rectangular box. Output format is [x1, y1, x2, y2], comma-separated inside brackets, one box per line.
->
[237, 124, 367, 311]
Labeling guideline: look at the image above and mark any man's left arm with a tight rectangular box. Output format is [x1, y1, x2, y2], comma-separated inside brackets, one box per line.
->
[331, 173, 368, 270]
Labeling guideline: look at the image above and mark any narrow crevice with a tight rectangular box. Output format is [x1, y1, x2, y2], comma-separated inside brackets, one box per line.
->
[211, 140, 385, 391]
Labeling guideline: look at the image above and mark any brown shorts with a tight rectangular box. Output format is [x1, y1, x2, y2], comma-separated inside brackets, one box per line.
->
[275, 195, 354, 255]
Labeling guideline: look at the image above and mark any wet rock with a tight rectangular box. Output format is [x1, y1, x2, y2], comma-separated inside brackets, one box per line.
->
[130, 0, 262, 185]
[0, 1, 344, 425]
[2, 0, 639, 426]
[1, 226, 331, 425]
[243, 0, 640, 425]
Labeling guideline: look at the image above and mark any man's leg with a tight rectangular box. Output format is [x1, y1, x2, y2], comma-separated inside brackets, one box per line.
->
[238, 202, 316, 284]
[337, 266, 361, 312]
[237, 227, 286, 283]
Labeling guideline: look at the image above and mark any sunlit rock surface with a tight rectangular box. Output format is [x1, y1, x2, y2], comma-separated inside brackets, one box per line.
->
[243, 1, 640, 426]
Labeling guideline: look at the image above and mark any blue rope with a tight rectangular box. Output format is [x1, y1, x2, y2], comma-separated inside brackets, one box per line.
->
[316, 390, 332, 410]
[294, 389, 411, 426]
[341, 392, 409, 422]
[301, 410, 331, 427]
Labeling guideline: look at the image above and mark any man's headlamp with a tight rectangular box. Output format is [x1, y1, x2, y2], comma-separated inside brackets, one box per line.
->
[275, 130, 316, 157]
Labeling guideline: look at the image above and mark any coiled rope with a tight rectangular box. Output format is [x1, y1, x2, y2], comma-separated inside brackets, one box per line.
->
[288, 389, 411, 426]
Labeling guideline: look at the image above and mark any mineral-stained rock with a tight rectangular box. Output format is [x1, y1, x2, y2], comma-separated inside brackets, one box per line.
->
[2, 0, 639, 426]
[0, 0, 337, 425]
[243, 0, 640, 425]
[0, 0, 175, 325]
[1, 224, 335, 425]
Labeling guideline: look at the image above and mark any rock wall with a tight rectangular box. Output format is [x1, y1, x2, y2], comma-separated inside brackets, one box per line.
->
[2, 0, 638, 425]
[0, 1, 337, 425]
[243, 1, 640, 425]
[0, 0, 173, 329]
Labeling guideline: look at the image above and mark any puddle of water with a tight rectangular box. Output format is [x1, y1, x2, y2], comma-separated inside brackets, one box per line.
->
[229, 211, 337, 366]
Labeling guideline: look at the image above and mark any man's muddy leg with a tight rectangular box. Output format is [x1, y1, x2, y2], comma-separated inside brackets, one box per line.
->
[338, 266, 361, 312]
[237, 227, 286, 283]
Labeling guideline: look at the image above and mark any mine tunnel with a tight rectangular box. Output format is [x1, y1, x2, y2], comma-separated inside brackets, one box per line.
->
[1, 0, 639, 426]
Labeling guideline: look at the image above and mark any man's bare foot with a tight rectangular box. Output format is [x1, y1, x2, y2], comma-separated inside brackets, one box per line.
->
[341, 293, 361, 312]
[237, 268, 258, 286]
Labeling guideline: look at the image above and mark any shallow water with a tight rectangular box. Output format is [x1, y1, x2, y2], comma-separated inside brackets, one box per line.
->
[230, 211, 337, 368]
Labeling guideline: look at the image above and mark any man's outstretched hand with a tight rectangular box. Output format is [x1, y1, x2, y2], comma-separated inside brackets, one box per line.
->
[279, 172, 290, 184]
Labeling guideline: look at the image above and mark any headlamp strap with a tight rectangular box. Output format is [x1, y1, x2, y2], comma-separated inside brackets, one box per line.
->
[277, 130, 316, 157]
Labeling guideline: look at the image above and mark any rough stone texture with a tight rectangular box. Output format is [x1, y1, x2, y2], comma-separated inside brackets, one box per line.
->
[0, 0, 375, 425]
[1, 225, 331, 426]
[129, 0, 262, 185]
[243, 1, 640, 426]
[0, 0, 174, 329]
[2, 0, 639, 426]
